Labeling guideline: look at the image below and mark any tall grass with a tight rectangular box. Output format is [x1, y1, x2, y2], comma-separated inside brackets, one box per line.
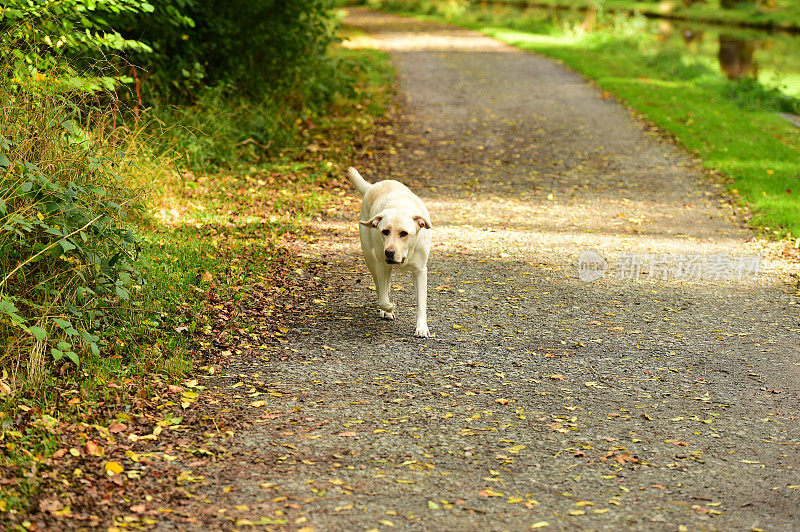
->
[0, 66, 157, 388]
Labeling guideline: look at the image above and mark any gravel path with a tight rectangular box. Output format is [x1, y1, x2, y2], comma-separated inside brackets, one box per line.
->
[166, 9, 800, 531]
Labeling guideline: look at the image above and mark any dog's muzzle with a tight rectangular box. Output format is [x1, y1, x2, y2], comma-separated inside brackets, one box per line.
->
[385, 247, 403, 265]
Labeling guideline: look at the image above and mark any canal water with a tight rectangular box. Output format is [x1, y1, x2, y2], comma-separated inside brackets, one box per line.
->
[476, 2, 800, 99]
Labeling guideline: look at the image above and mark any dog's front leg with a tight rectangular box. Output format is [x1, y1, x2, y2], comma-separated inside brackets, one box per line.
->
[375, 264, 395, 320]
[413, 267, 429, 337]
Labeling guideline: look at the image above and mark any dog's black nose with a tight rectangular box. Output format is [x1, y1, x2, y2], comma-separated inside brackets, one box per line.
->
[385, 248, 395, 259]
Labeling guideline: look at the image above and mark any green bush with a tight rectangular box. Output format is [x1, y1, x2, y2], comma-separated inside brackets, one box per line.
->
[0, 74, 141, 382]
[117, 0, 342, 103]
[1, 0, 344, 105]
[0, 0, 157, 89]
[0, 0, 354, 383]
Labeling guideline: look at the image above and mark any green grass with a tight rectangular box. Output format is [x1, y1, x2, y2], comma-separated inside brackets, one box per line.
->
[365, 1, 800, 238]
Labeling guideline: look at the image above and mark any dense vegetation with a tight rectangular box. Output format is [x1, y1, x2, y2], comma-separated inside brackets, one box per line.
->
[475, 0, 800, 30]
[0, 0, 344, 383]
[0, 0, 394, 516]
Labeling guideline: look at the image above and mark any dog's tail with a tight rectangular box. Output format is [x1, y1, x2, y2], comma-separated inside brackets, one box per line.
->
[347, 167, 372, 195]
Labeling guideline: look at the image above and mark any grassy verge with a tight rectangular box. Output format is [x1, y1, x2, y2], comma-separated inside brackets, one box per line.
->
[364, 1, 800, 239]
[0, 33, 394, 522]
[485, 0, 800, 31]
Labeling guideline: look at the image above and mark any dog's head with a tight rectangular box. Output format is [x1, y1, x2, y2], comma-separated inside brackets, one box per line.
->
[360, 209, 431, 265]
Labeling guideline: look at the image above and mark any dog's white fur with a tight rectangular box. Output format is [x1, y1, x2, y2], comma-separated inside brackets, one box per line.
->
[347, 167, 432, 337]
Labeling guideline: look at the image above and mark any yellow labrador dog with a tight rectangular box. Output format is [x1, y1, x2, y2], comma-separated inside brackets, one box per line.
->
[347, 167, 432, 337]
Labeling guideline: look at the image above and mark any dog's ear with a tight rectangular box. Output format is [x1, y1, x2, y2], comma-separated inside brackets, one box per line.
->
[413, 215, 432, 230]
[360, 214, 383, 228]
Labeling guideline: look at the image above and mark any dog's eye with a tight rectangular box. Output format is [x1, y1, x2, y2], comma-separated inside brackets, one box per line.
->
[382, 229, 390, 236]
[399, 231, 408, 238]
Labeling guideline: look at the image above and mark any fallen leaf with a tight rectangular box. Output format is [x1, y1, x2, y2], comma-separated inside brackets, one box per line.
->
[104, 461, 124, 476]
[39, 499, 62, 513]
[108, 421, 127, 433]
[86, 440, 103, 457]
[52, 448, 68, 459]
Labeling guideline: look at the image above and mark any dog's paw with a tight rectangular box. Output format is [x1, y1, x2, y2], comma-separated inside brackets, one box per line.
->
[414, 324, 430, 338]
[380, 309, 395, 320]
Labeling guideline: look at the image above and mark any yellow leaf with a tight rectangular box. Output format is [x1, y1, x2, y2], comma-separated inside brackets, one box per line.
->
[104, 461, 124, 475]
[507, 496, 523, 503]
[329, 479, 344, 485]
[531, 522, 550, 529]
[568, 510, 586, 516]
[250, 400, 268, 407]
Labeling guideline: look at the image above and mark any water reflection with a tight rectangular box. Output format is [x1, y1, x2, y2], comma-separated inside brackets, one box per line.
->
[475, 1, 800, 96]
[718, 34, 758, 79]
[681, 28, 705, 49]
[656, 20, 674, 44]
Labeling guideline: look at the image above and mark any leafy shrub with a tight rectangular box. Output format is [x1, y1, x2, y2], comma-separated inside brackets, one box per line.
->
[117, 0, 342, 103]
[0, 0, 158, 89]
[1, 0, 344, 105]
[0, 74, 141, 383]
